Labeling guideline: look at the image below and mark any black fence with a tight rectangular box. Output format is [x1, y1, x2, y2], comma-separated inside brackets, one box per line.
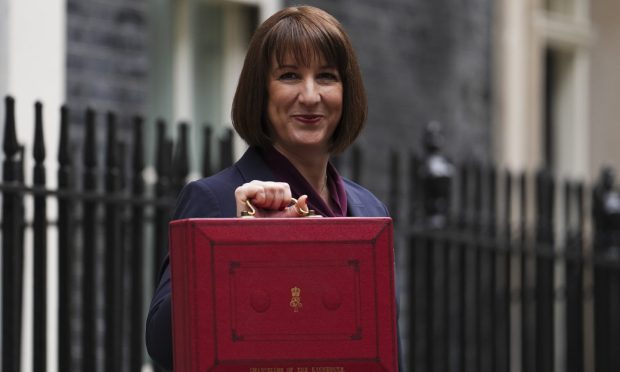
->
[386, 126, 620, 372]
[1, 96, 236, 372]
[2, 96, 620, 372]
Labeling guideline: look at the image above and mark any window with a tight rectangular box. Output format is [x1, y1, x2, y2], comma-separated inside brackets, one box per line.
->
[544, 0, 576, 17]
[542, 47, 576, 172]
[147, 0, 278, 177]
[193, 1, 258, 172]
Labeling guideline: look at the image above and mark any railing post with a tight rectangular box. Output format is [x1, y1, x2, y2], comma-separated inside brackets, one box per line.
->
[152, 119, 173, 372]
[218, 127, 234, 172]
[202, 125, 213, 177]
[592, 167, 620, 372]
[482, 166, 497, 372]
[130, 115, 146, 372]
[409, 207, 429, 372]
[82, 107, 98, 371]
[173, 122, 190, 195]
[153, 119, 172, 287]
[456, 163, 469, 372]
[519, 172, 535, 372]
[57, 104, 75, 372]
[33, 101, 48, 372]
[388, 150, 400, 223]
[497, 169, 512, 372]
[104, 111, 123, 372]
[408, 153, 421, 225]
[472, 164, 482, 372]
[566, 181, 584, 372]
[535, 169, 554, 372]
[2, 95, 25, 372]
[419, 122, 453, 229]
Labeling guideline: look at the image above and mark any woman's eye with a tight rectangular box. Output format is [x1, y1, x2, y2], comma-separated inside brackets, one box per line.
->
[317, 72, 339, 81]
[278, 72, 298, 80]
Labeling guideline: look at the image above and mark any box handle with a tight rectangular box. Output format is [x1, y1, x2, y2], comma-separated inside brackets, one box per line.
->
[240, 198, 319, 218]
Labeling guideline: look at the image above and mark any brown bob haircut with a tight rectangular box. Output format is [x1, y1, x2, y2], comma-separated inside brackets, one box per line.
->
[231, 6, 367, 154]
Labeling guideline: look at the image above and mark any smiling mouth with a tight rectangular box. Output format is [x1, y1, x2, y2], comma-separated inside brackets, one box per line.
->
[293, 114, 322, 124]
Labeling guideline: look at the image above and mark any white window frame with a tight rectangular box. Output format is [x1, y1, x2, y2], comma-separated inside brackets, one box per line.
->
[494, 0, 592, 178]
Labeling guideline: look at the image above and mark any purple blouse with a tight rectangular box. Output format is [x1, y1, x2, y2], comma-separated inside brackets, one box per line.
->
[262, 146, 348, 217]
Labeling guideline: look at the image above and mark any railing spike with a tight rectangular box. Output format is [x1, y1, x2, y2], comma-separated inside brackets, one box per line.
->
[106, 111, 118, 168]
[84, 108, 97, 167]
[218, 128, 233, 171]
[172, 122, 190, 193]
[33, 101, 46, 163]
[202, 125, 212, 177]
[117, 141, 127, 190]
[130, 116, 146, 372]
[4, 95, 19, 159]
[388, 150, 400, 223]
[504, 170, 513, 240]
[32, 101, 47, 372]
[155, 119, 168, 174]
[163, 139, 173, 180]
[58, 105, 71, 166]
[133, 116, 144, 172]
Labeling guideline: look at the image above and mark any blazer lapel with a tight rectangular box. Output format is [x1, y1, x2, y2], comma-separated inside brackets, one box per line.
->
[234, 147, 276, 182]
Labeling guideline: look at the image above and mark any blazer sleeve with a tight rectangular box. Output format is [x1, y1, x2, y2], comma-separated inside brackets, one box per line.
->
[145, 180, 223, 370]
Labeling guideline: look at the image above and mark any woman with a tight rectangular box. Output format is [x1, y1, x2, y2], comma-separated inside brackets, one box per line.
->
[146, 6, 389, 370]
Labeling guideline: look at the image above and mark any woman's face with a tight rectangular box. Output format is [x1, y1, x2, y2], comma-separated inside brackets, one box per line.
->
[267, 53, 343, 155]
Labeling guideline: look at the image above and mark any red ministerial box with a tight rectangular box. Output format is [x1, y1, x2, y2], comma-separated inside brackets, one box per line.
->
[169, 217, 398, 372]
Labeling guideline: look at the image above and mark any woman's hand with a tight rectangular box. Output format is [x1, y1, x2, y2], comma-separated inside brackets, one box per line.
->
[235, 180, 310, 218]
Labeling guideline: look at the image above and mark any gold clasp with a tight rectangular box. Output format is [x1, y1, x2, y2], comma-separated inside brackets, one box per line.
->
[240, 199, 257, 218]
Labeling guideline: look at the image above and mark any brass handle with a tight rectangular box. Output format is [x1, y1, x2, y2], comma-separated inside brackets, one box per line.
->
[240, 197, 318, 218]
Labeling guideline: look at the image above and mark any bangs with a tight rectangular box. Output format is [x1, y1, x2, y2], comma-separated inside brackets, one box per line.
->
[265, 14, 345, 68]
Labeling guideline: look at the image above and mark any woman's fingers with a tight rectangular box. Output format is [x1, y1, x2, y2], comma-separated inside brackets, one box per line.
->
[281, 194, 312, 218]
[234, 181, 316, 218]
[258, 195, 312, 218]
[235, 180, 293, 217]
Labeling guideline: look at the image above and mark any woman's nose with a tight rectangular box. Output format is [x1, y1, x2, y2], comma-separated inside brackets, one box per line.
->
[298, 79, 320, 105]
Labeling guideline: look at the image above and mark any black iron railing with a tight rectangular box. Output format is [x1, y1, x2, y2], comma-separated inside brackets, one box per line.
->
[2, 96, 620, 372]
[0, 96, 235, 372]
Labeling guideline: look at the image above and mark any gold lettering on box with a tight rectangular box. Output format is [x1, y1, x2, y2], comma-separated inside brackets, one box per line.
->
[250, 367, 344, 372]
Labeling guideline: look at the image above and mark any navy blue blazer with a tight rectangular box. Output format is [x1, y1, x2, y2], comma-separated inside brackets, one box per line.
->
[145, 147, 389, 370]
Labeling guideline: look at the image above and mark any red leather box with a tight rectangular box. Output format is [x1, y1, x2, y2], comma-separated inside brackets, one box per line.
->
[169, 217, 398, 372]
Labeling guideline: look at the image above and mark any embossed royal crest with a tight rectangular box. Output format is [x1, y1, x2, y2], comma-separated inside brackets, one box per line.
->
[290, 286, 302, 312]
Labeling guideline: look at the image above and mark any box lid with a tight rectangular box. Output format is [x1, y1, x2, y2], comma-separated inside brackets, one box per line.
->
[170, 217, 398, 372]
